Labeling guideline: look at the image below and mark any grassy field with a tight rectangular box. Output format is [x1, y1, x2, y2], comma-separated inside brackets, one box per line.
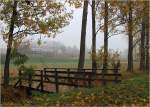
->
[0, 58, 92, 79]
[1, 56, 140, 79]
[1, 56, 149, 106]
[1, 58, 91, 72]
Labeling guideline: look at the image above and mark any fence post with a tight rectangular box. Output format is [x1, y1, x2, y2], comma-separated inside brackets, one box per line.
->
[44, 68, 46, 81]
[114, 65, 119, 83]
[67, 68, 70, 83]
[115, 68, 119, 83]
[88, 73, 91, 88]
[55, 68, 59, 93]
[114, 60, 120, 83]
[19, 70, 22, 87]
[102, 69, 106, 86]
[41, 70, 44, 92]
[27, 73, 32, 96]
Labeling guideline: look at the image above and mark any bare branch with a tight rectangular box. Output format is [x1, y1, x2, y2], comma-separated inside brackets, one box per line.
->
[133, 38, 141, 48]
[13, 29, 39, 38]
[96, 25, 103, 34]
[107, 30, 126, 39]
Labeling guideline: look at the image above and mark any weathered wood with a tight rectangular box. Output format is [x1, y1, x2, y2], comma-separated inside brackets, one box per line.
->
[14, 79, 20, 87]
[45, 70, 121, 76]
[44, 67, 119, 71]
[67, 68, 71, 83]
[27, 74, 32, 96]
[36, 82, 41, 89]
[113, 61, 120, 83]
[14, 68, 121, 93]
[88, 73, 91, 87]
[114, 65, 119, 83]
[44, 68, 46, 81]
[55, 68, 59, 93]
[102, 69, 106, 86]
[40, 70, 44, 92]
[21, 78, 121, 83]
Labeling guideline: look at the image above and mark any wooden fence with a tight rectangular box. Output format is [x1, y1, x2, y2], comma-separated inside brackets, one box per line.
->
[14, 68, 121, 93]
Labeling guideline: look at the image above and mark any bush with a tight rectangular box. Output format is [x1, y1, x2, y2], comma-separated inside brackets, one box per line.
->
[90, 46, 121, 68]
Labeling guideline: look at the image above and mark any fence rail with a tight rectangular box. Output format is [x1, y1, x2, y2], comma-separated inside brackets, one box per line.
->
[14, 68, 121, 93]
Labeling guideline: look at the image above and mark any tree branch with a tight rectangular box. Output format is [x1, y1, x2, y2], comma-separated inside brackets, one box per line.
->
[107, 30, 126, 39]
[13, 29, 39, 38]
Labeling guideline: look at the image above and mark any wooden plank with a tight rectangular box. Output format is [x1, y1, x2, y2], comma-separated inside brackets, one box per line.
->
[15, 67, 121, 92]
[88, 73, 91, 87]
[19, 78, 121, 88]
[45, 75, 121, 80]
[45, 70, 121, 76]
[21, 76, 121, 82]
[32, 74, 42, 77]
[36, 82, 41, 89]
[29, 78, 121, 83]
[44, 67, 120, 71]
[43, 68, 46, 81]
[27, 74, 32, 95]
[33, 70, 42, 71]
[55, 68, 59, 93]
[40, 70, 44, 92]
[67, 68, 70, 82]
[45, 76, 51, 81]
[114, 67, 119, 83]
[14, 80, 21, 87]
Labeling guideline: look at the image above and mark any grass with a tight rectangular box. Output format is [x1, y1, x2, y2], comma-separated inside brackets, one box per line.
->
[35, 73, 149, 106]
[1, 58, 92, 70]
[1, 56, 149, 106]
[0, 58, 92, 78]
[2, 73, 149, 106]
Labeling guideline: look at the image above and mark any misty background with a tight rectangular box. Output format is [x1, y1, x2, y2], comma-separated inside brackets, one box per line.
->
[0, 5, 128, 66]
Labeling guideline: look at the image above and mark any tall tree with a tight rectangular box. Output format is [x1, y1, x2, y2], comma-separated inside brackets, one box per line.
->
[127, 1, 133, 72]
[0, 0, 71, 87]
[103, 0, 108, 71]
[78, 0, 88, 70]
[140, 17, 146, 71]
[130, 1, 149, 72]
[3, 0, 18, 87]
[145, 1, 149, 72]
[92, 0, 97, 71]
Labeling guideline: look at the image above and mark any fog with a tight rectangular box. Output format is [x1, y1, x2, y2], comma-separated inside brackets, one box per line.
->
[0, 6, 128, 54]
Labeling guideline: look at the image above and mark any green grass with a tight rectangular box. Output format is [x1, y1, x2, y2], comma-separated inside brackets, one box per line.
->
[1, 58, 92, 73]
[24, 55, 90, 65]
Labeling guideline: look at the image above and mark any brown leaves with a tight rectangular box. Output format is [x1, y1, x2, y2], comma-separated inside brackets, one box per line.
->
[1, 0, 72, 41]
[67, 0, 83, 8]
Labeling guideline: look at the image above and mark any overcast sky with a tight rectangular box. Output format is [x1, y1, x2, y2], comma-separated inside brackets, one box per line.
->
[52, 6, 128, 52]
[0, 6, 128, 52]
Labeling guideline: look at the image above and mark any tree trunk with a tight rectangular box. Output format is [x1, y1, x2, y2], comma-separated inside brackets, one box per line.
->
[4, 0, 17, 87]
[127, 2, 133, 72]
[78, 0, 88, 70]
[145, 1, 149, 72]
[103, 1, 108, 72]
[140, 19, 146, 71]
[92, 0, 97, 71]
